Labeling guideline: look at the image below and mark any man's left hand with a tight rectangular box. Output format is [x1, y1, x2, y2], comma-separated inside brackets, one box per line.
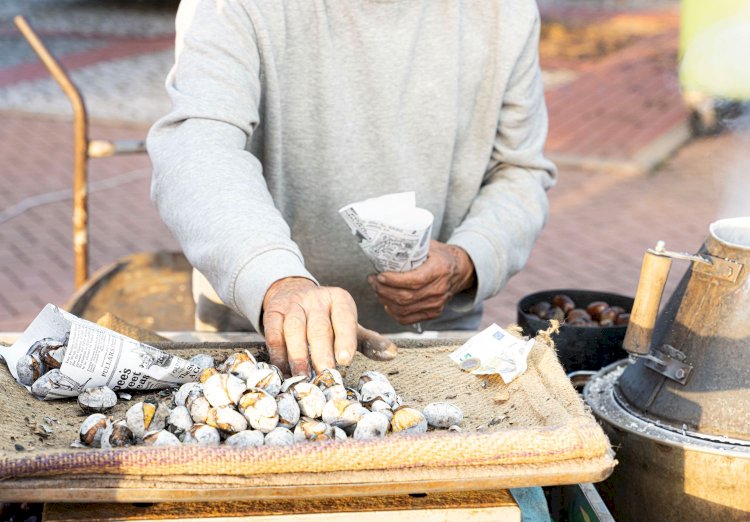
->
[367, 240, 475, 325]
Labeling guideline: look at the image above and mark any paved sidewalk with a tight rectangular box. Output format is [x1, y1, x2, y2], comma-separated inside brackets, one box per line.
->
[483, 128, 748, 327]
[0, 114, 178, 331]
[540, 8, 690, 174]
[1, 1, 744, 334]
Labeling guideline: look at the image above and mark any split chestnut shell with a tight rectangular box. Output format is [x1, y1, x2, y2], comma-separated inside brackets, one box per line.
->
[174, 382, 202, 407]
[238, 388, 279, 433]
[166, 405, 193, 438]
[183, 423, 221, 446]
[143, 429, 181, 447]
[77, 386, 117, 414]
[321, 399, 368, 429]
[206, 406, 249, 434]
[220, 351, 257, 374]
[100, 420, 135, 448]
[203, 373, 246, 408]
[276, 392, 301, 429]
[360, 379, 397, 407]
[125, 400, 169, 440]
[313, 368, 344, 390]
[291, 382, 327, 419]
[17, 354, 45, 387]
[293, 418, 335, 442]
[79, 413, 109, 447]
[243, 366, 283, 397]
[390, 406, 428, 434]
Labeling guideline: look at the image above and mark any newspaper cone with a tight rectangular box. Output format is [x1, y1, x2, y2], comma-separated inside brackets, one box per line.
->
[1, 305, 201, 400]
[339, 192, 434, 273]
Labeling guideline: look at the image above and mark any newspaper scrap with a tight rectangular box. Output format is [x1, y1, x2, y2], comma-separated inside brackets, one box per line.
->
[1, 304, 202, 400]
[339, 192, 434, 273]
[449, 324, 534, 384]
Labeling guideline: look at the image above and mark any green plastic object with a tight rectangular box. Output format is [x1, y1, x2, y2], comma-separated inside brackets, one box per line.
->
[680, 0, 750, 100]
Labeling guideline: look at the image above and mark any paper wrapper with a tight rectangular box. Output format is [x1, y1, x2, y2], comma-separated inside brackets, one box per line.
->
[1, 304, 201, 399]
[339, 192, 434, 273]
[449, 324, 534, 384]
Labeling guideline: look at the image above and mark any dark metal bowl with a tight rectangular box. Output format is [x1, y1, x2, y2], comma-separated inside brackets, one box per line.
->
[517, 289, 634, 373]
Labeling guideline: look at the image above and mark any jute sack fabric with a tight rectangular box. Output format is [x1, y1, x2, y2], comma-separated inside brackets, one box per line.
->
[0, 333, 614, 493]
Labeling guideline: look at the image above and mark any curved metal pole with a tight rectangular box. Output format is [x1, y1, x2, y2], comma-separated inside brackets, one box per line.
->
[14, 15, 89, 288]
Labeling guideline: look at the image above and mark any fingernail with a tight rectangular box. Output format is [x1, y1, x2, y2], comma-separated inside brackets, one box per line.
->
[377, 274, 386, 283]
[337, 351, 352, 365]
[367, 275, 375, 285]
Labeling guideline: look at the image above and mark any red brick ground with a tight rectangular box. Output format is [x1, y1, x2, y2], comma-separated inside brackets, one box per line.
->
[542, 9, 688, 170]
[0, 114, 178, 330]
[483, 130, 739, 327]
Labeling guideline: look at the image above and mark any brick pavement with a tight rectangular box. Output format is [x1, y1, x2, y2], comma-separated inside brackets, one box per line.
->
[0, 114, 179, 330]
[482, 129, 746, 327]
[1, 1, 742, 335]
[541, 8, 690, 174]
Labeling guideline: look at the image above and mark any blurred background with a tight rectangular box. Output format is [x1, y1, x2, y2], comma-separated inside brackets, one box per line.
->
[0, 0, 748, 332]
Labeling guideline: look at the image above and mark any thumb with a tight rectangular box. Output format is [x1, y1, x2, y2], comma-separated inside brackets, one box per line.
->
[356, 325, 398, 361]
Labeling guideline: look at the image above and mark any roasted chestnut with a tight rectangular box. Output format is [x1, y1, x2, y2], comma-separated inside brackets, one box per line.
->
[586, 301, 609, 321]
[546, 307, 566, 322]
[598, 307, 618, 327]
[552, 294, 575, 314]
[529, 301, 551, 318]
[565, 308, 591, 322]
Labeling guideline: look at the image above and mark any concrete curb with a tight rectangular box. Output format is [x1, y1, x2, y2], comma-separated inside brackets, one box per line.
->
[548, 120, 692, 176]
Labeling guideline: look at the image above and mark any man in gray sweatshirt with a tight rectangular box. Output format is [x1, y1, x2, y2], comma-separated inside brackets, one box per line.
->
[148, 0, 557, 377]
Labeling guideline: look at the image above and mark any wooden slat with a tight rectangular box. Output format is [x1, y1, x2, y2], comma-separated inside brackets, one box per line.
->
[0, 458, 613, 504]
[44, 489, 520, 522]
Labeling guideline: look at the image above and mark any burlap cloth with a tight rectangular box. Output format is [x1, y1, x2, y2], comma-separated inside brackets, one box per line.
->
[0, 333, 614, 499]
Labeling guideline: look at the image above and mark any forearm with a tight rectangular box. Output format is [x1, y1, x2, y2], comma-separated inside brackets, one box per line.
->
[148, 0, 314, 330]
[449, 5, 556, 305]
[449, 166, 551, 305]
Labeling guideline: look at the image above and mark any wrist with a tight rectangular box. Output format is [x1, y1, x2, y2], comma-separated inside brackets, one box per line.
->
[263, 276, 317, 307]
[449, 245, 476, 293]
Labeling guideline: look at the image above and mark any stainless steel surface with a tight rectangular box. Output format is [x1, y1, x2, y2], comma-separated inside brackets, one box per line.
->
[585, 362, 750, 521]
[641, 344, 693, 385]
[618, 217, 750, 441]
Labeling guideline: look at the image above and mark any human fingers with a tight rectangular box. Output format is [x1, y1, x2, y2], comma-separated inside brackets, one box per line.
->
[368, 274, 448, 306]
[375, 261, 438, 290]
[329, 288, 358, 366]
[262, 310, 291, 376]
[378, 293, 450, 319]
[390, 306, 445, 325]
[356, 325, 397, 361]
[283, 303, 311, 377]
[306, 306, 336, 375]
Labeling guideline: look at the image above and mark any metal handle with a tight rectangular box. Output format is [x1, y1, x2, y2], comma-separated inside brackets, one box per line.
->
[15, 15, 90, 289]
[88, 140, 147, 159]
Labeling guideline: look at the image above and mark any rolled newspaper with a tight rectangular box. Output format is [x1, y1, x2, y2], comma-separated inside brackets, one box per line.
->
[2, 304, 201, 400]
[339, 192, 434, 273]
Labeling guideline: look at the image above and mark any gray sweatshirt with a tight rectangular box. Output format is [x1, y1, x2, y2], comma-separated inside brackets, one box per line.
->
[148, 0, 557, 334]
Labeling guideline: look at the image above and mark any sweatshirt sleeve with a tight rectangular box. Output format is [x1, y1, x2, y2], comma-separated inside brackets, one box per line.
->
[447, 6, 558, 309]
[147, 0, 315, 332]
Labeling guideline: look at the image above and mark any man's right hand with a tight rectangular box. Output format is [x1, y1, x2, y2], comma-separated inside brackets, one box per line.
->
[261, 277, 359, 377]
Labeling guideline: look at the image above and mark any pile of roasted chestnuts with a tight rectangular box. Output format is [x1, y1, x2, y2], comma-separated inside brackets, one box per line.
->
[526, 294, 630, 327]
[77, 351, 464, 448]
[16, 334, 68, 396]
